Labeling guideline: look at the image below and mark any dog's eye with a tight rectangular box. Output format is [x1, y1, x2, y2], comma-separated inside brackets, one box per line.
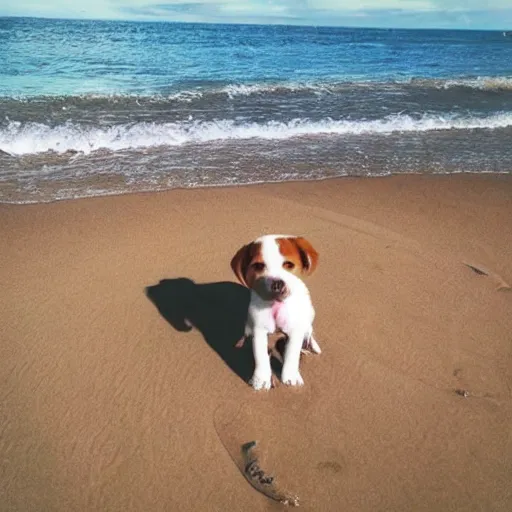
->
[252, 262, 266, 271]
[283, 261, 295, 270]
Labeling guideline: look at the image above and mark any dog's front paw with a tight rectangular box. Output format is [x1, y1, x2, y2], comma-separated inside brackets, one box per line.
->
[281, 368, 304, 387]
[249, 371, 273, 391]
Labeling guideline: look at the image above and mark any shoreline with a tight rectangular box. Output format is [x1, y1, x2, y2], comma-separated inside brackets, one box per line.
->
[2, 169, 512, 206]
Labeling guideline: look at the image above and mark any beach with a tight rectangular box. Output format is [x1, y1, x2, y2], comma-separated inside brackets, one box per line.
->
[1, 174, 511, 511]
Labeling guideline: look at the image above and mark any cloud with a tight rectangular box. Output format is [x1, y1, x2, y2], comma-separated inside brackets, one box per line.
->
[118, 0, 512, 29]
[1, 0, 512, 29]
[0, 0, 119, 19]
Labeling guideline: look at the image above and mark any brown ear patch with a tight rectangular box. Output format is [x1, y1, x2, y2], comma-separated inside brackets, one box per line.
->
[230, 242, 262, 287]
[277, 236, 319, 276]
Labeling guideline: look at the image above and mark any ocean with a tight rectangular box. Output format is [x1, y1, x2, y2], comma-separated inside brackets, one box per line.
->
[1, 16, 512, 204]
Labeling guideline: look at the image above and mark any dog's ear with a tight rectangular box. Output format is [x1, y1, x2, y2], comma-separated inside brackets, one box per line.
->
[230, 243, 254, 287]
[292, 237, 319, 276]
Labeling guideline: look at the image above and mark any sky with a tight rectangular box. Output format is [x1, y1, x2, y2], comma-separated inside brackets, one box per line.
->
[1, 0, 512, 30]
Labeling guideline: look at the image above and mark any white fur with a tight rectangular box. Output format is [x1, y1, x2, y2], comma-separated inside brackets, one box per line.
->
[244, 235, 321, 390]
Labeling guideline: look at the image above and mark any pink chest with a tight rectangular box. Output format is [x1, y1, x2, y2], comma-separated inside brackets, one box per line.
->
[271, 301, 290, 333]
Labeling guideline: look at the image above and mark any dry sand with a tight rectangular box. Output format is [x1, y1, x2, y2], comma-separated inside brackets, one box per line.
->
[1, 174, 512, 511]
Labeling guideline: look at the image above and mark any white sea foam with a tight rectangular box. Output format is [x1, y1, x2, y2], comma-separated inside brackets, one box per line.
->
[221, 82, 337, 98]
[216, 77, 512, 96]
[1, 112, 511, 156]
[166, 90, 205, 102]
[441, 76, 512, 91]
[3, 76, 512, 105]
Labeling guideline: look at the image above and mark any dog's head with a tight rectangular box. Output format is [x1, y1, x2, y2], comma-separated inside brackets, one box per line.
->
[230, 234, 319, 301]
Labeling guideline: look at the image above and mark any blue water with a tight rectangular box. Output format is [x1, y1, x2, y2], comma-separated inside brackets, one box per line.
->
[1, 17, 512, 203]
[3, 17, 512, 97]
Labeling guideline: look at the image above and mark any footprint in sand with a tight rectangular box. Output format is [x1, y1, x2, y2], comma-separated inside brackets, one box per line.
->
[213, 403, 301, 507]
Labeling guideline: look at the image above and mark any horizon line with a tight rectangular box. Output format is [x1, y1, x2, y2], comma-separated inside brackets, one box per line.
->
[1, 14, 511, 33]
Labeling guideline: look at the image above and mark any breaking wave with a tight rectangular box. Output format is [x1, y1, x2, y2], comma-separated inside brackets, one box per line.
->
[1, 112, 511, 156]
[4, 75, 512, 104]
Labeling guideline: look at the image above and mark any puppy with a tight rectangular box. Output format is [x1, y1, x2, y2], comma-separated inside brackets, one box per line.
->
[231, 235, 321, 390]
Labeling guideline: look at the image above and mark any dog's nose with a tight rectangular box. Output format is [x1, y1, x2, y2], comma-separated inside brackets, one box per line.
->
[270, 279, 285, 294]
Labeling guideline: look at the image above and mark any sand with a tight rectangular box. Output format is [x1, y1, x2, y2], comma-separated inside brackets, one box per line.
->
[1, 174, 511, 511]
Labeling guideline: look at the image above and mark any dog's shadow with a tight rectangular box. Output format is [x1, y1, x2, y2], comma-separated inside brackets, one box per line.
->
[145, 278, 256, 383]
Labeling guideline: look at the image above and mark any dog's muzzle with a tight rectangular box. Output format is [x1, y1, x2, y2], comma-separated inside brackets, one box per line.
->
[254, 277, 289, 301]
